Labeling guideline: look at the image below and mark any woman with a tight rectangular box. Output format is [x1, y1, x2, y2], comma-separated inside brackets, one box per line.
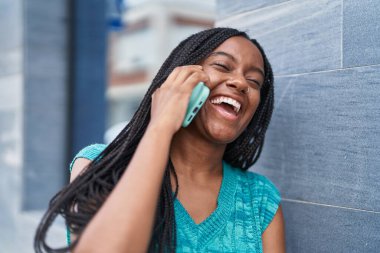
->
[35, 27, 285, 252]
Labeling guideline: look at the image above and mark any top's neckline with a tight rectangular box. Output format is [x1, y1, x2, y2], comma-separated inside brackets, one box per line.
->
[174, 161, 238, 247]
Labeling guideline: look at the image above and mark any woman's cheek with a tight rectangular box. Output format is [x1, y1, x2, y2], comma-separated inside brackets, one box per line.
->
[202, 68, 219, 89]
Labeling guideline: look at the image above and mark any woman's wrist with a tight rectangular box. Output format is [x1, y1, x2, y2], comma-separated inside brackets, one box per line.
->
[147, 120, 178, 139]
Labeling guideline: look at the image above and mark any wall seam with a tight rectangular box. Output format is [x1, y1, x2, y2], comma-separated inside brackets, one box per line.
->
[282, 198, 380, 214]
[274, 63, 380, 78]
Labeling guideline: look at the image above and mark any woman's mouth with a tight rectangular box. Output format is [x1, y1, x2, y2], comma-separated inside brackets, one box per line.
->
[209, 96, 241, 120]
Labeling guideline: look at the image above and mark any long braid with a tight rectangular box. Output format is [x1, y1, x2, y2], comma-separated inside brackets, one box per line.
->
[34, 27, 275, 253]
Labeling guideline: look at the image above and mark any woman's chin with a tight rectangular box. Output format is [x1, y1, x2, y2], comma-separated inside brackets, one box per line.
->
[203, 126, 241, 144]
[189, 115, 244, 144]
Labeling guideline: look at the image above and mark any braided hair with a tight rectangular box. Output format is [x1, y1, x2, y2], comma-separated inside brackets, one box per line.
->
[34, 27, 274, 253]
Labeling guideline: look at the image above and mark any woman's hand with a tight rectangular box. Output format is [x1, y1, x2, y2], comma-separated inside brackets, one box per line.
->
[150, 65, 210, 135]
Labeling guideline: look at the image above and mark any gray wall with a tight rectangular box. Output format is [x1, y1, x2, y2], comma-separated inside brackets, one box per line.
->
[23, 0, 69, 210]
[217, 0, 380, 252]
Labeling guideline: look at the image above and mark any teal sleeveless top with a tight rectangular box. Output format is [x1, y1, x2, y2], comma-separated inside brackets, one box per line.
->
[67, 144, 281, 252]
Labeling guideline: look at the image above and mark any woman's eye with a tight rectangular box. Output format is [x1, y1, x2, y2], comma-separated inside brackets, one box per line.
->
[213, 63, 229, 71]
[247, 79, 262, 89]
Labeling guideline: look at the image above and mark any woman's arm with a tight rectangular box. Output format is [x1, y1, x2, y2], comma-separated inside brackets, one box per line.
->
[74, 124, 173, 253]
[262, 205, 286, 253]
[72, 65, 209, 253]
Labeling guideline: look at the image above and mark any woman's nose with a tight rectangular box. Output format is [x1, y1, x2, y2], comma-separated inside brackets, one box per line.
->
[226, 78, 249, 94]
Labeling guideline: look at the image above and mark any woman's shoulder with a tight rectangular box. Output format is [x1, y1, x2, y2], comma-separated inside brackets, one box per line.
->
[242, 169, 281, 233]
[242, 170, 281, 206]
[226, 162, 280, 196]
[225, 163, 281, 232]
[69, 143, 107, 172]
[245, 170, 280, 195]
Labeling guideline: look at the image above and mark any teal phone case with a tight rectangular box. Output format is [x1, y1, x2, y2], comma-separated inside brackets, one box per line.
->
[182, 82, 210, 127]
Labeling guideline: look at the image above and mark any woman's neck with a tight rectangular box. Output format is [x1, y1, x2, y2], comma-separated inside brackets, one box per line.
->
[169, 127, 226, 182]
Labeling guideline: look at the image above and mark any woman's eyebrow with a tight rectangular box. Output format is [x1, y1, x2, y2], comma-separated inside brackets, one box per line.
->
[209, 51, 265, 78]
[248, 66, 265, 78]
[209, 51, 236, 62]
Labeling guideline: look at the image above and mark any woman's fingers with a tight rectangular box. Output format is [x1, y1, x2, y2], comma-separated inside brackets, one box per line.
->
[181, 70, 210, 91]
[162, 65, 207, 91]
[174, 65, 204, 86]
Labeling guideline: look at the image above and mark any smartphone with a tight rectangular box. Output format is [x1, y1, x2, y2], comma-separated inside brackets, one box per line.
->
[182, 82, 210, 127]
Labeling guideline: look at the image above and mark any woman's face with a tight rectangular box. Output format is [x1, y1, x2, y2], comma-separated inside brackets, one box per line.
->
[190, 36, 265, 144]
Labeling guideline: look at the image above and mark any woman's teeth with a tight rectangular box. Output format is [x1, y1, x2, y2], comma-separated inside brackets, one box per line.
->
[210, 96, 241, 113]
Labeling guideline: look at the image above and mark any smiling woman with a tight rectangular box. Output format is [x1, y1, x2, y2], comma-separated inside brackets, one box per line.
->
[35, 27, 285, 253]
[192, 36, 264, 143]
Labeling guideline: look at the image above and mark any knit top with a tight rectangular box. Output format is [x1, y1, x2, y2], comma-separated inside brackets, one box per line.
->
[67, 144, 281, 252]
